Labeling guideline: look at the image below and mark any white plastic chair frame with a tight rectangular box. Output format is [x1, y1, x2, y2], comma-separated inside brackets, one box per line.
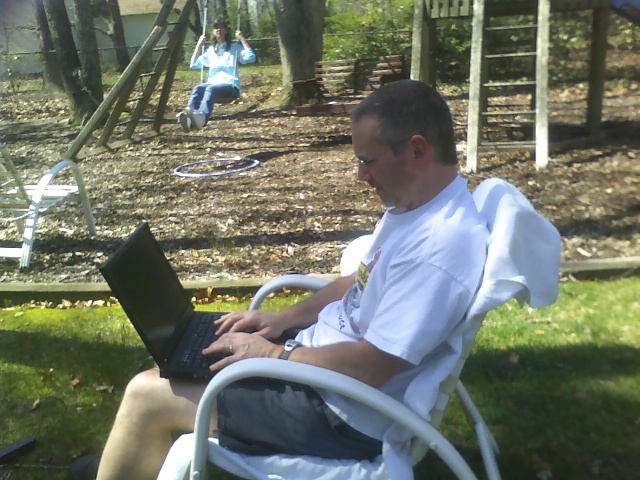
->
[0, 143, 96, 268]
[187, 273, 501, 480]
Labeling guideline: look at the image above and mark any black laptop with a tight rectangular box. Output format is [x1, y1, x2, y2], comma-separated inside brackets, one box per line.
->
[100, 222, 225, 379]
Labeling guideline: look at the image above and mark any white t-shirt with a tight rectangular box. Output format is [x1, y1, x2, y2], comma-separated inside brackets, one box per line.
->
[296, 176, 488, 439]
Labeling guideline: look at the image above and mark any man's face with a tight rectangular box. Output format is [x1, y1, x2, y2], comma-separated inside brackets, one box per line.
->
[351, 115, 414, 209]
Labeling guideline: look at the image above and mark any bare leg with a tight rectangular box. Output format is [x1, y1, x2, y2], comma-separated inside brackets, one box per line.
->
[96, 368, 215, 480]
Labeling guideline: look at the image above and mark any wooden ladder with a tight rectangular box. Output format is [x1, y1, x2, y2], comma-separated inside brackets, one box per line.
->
[466, 0, 550, 171]
[64, 0, 198, 160]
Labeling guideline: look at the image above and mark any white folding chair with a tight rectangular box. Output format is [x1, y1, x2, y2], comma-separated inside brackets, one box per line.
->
[0, 142, 96, 268]
[158, 178, 561, 480]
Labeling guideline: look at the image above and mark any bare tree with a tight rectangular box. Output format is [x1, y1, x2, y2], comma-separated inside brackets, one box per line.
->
[74, 0, 103, 105]
[92, 0, 131, 72]
[104, 0, 131, 72]
[42, 0, 99, 124]
[33, 0, 64, 90]
[272, 0, 325, 106]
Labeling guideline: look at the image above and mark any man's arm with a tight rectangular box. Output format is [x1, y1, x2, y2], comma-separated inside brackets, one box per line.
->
[207, 273, 409, 386]
[284, 340, 409, 388]
[204, 334, 408, 388]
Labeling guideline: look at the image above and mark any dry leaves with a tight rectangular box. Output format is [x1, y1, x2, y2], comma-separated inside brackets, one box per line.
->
[1, 76, 639, 286]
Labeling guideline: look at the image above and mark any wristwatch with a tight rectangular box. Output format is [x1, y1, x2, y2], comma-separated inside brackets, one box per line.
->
[279, 339, 302, 360]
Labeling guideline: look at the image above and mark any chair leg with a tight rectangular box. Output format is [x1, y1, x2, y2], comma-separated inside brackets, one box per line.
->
[19, 205, 39, 269]
[455, 381, 501, 480]
[475, 422, 501, 480]
[66, 161, 97, 236]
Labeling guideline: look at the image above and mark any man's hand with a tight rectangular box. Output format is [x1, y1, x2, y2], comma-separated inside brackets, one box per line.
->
[203, 332, 280, 372]
[214, 310, 286, 339]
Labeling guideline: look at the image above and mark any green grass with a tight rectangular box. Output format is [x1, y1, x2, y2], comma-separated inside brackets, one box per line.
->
[1, 278, 638, 479]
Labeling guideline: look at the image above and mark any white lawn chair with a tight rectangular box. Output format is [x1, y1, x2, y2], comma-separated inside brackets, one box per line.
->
[0, 142, 96, 268]
[158, 178, 561, 480]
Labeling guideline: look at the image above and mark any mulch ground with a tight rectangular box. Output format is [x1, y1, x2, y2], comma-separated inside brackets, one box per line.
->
[1, 62, 639, 285]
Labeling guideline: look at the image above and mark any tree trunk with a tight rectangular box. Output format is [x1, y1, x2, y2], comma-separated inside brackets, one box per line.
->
[272, 0, 325, 107]
[43, 0, 97, 124]
[105, 0, 131, 72]
[33, 0, 64, 90]
[73, 0, 103, 105]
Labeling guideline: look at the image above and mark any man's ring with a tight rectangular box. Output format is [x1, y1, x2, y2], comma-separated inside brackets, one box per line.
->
[228, 343, 233, 354]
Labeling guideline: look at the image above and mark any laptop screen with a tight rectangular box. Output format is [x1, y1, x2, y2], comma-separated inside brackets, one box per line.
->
[100, 223, 192, 360]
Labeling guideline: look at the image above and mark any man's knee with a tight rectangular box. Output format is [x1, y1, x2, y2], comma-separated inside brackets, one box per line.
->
[121, 368, 164, 407]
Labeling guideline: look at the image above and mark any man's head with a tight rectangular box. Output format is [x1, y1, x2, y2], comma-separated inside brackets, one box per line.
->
[350, 80, 458, 210]
[351, 79, 457, 166]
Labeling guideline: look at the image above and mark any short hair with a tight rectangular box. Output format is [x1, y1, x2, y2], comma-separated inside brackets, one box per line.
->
[351, 79, 458, 166]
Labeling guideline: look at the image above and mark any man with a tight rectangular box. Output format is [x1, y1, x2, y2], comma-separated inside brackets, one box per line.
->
[94, 80, 488, 480]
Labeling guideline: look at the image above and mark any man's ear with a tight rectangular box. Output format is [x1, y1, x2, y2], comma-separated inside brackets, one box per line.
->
[409, 135, 432, 168]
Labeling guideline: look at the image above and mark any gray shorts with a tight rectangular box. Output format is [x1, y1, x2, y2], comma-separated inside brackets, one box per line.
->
[216, 378, 382, 461]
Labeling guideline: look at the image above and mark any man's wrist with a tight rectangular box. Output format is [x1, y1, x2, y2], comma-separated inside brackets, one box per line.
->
[278, 339, 302, 360]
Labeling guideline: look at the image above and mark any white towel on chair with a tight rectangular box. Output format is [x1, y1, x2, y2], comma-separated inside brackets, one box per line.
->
[469, 178, 561, 317]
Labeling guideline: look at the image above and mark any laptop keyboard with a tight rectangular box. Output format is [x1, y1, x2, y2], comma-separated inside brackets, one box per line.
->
[178, 313, 219, 368]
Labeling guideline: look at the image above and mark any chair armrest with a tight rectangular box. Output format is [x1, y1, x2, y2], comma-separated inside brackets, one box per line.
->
[191, 358, 477, 480]
[249, 274, 332, 310]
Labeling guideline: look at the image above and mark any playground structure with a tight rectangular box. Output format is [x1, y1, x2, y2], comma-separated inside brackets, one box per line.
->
[411, 0, 612, 171]
[62, 0, 624, 172]
[64, 0, 200, 160]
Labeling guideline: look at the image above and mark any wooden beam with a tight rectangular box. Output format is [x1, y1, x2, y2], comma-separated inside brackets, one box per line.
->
[64, 26, 166, 160]
[535, 0, 551, 170]
[466, 0, 485, 172]
[153, 0, 198, 133]
[97, 25, 168, 147]
[411, 0, 437, 86]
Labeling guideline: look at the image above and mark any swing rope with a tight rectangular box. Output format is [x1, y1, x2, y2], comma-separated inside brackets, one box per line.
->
[199, 0, 207, 83]
[233, 0, 243, 81]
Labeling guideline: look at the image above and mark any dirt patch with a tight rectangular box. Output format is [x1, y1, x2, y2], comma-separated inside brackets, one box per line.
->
[1, 68, 639, 285]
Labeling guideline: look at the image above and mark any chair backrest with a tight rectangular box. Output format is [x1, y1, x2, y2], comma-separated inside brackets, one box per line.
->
[407, 178, 561, 461]
[0, 143, 31, 219]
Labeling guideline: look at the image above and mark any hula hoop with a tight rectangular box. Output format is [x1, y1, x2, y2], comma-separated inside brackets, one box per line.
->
[174, 156, 260, 178]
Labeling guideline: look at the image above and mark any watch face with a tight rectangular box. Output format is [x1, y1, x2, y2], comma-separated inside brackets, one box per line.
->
[285, 339, 300, 351]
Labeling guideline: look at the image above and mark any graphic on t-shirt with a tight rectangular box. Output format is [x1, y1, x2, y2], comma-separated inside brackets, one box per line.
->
[341, 248, 381, 336]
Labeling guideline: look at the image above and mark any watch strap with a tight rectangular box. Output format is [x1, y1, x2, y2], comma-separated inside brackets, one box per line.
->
[279, 339, 302, 360]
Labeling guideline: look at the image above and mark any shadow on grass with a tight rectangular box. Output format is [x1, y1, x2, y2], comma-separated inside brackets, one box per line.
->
[0, 327, 148, 386]
[415, 342, 640, 479]
[1, 325, 638, 479]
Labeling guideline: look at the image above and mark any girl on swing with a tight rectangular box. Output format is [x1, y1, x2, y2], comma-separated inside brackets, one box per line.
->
[178, 18, 255, 132]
